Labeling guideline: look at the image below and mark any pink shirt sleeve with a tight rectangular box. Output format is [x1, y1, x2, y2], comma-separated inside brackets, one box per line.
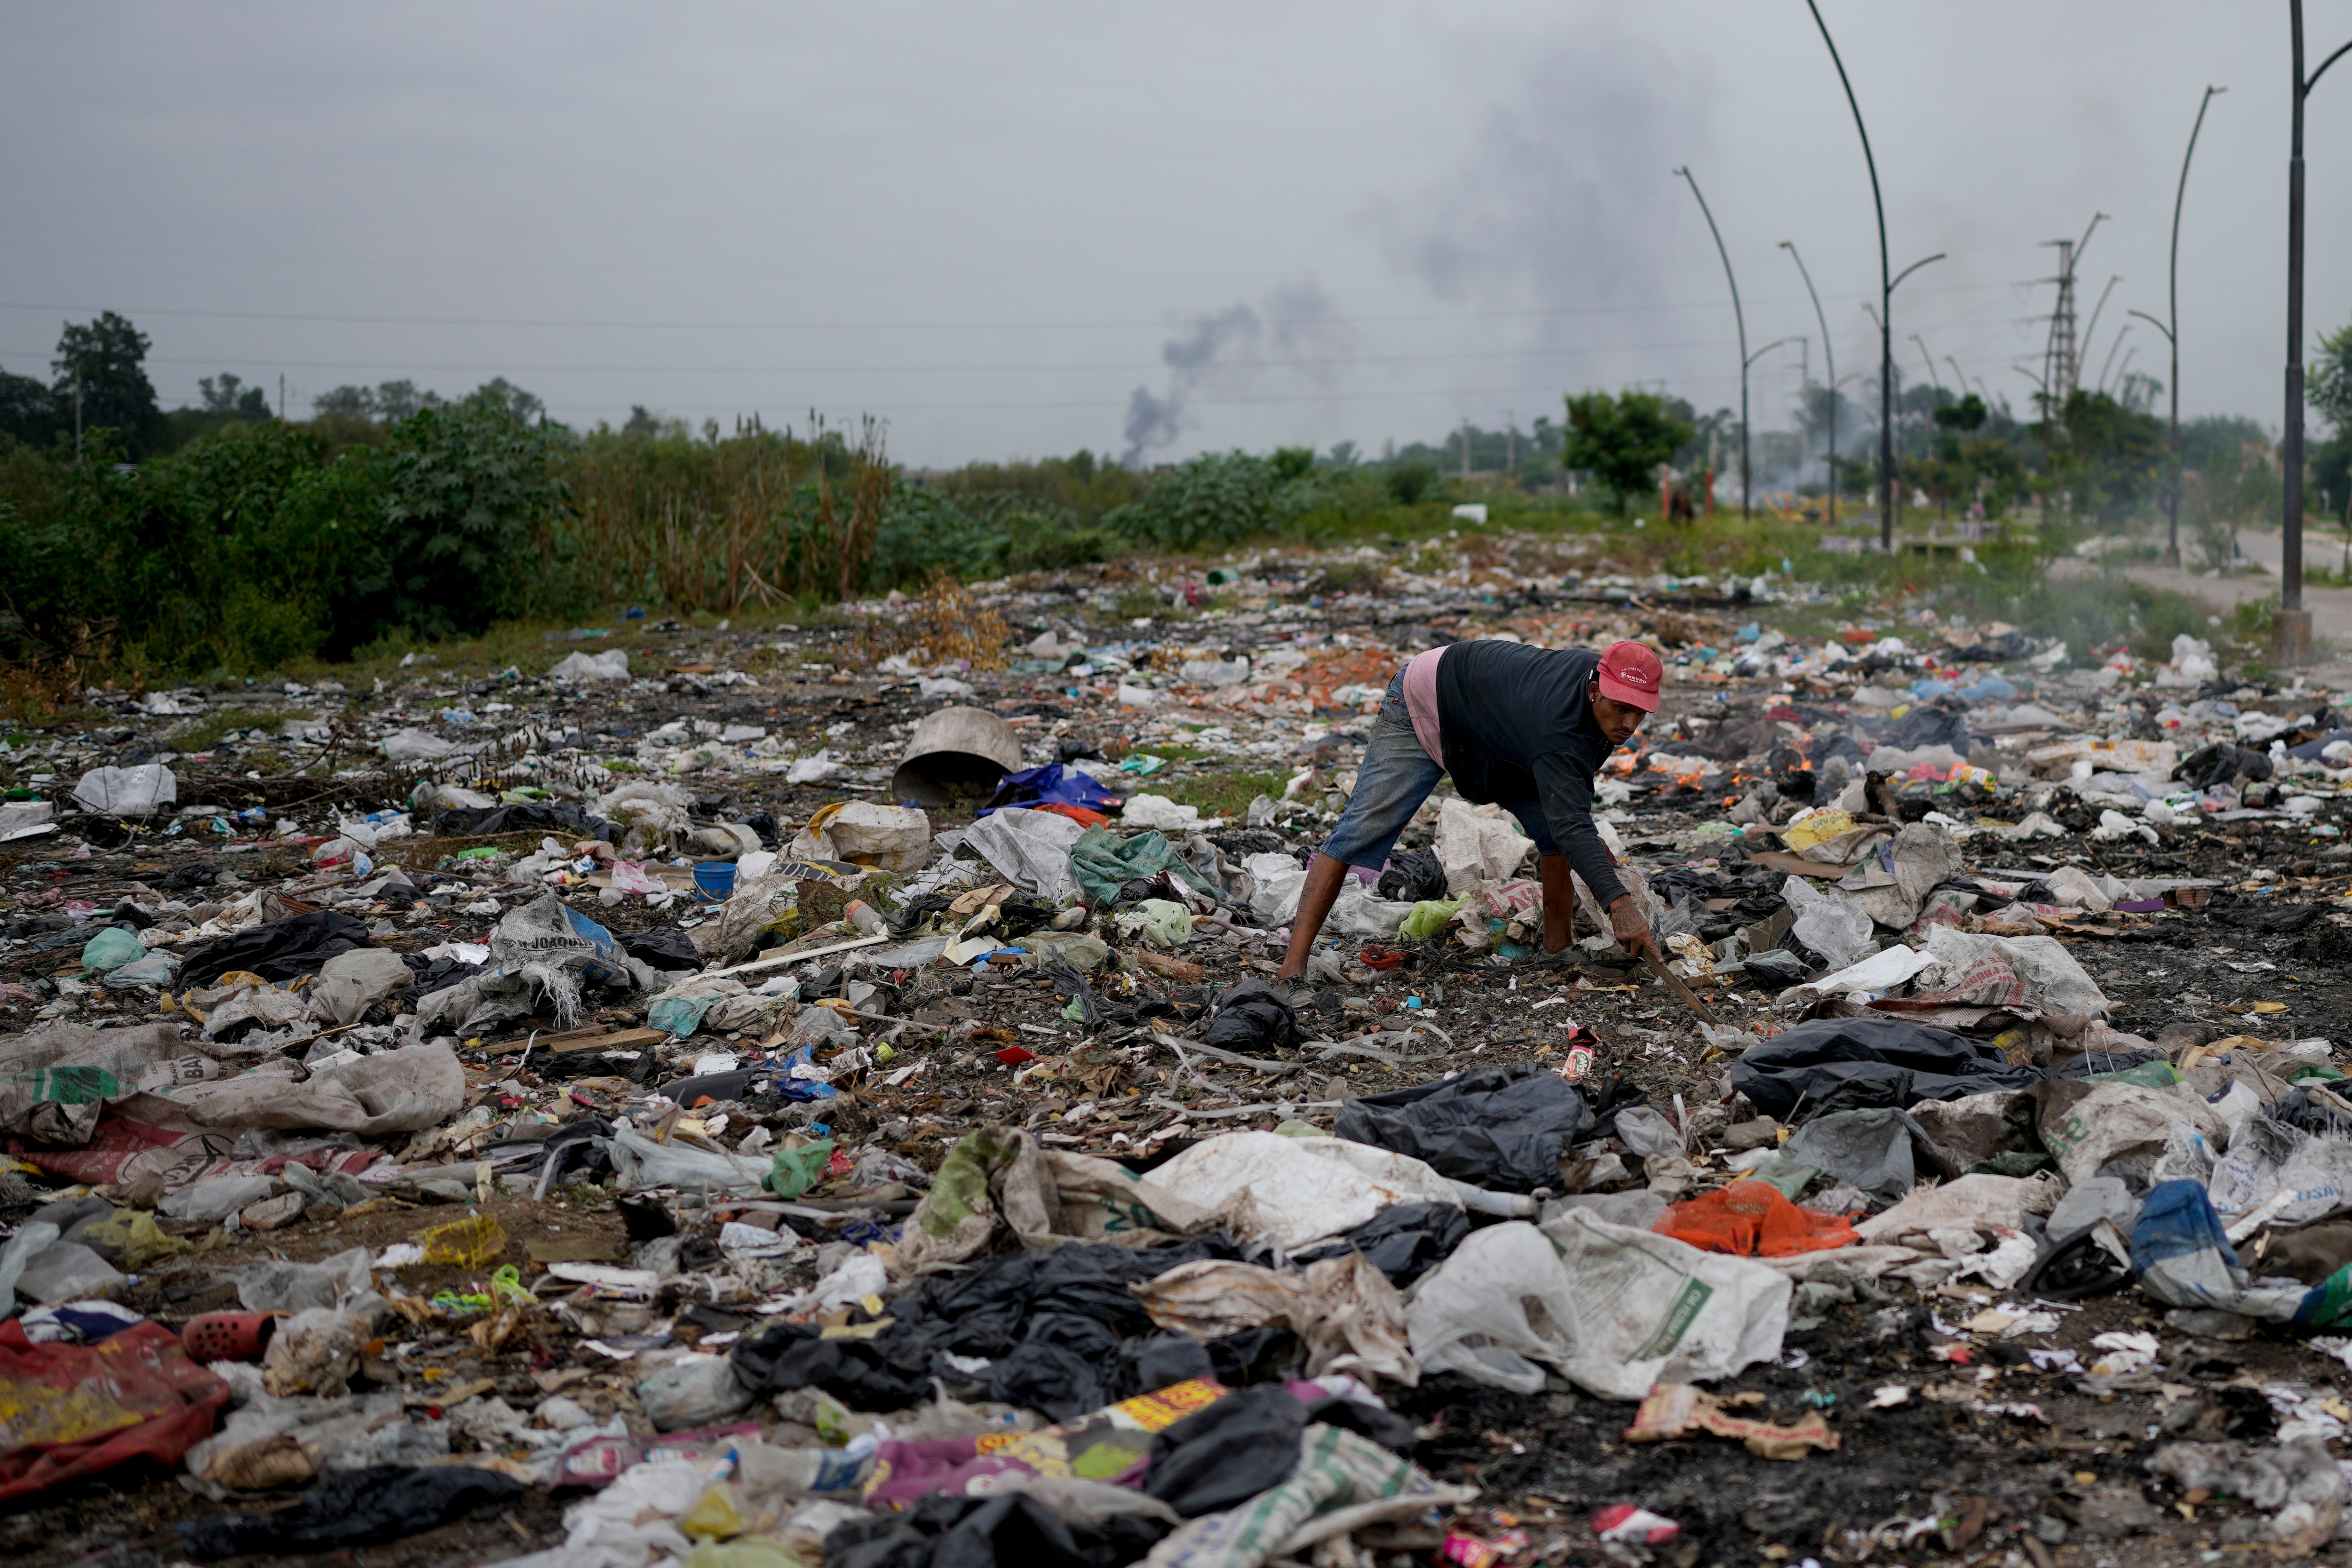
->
[1401, 645, 1447, 765]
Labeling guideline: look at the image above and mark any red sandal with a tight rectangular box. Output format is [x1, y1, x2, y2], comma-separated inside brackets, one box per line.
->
[181, 1312, 278, 1362]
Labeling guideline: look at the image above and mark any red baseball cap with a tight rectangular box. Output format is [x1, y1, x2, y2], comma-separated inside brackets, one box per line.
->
[1596, 640, 1663, 711]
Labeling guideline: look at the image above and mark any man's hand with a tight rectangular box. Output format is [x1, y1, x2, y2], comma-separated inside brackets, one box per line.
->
[1608, 895, 1662, 964]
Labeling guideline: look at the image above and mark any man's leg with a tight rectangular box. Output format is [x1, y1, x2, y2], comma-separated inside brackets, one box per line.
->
[1536, 852, 1574, 952]
[1278, 673, 1443, 980]
[1276, 853, 1352, 978]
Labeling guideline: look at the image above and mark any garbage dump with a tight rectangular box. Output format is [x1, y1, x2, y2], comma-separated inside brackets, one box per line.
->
[6, 554, 2352, 1564]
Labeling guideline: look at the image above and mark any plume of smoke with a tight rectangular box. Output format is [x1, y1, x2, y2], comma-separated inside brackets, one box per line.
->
[1121, 282, 1349, 466]
[1375, 28, 1708, 343]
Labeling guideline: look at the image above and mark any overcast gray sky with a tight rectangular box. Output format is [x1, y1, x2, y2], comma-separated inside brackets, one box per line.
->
[2, 2, 2347, 467]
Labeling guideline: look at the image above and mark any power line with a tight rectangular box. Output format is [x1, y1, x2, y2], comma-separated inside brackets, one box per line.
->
[0, 281, 2017, 336]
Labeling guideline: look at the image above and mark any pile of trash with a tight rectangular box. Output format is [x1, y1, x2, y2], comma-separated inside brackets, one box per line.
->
[6, 549, 2352, 1564]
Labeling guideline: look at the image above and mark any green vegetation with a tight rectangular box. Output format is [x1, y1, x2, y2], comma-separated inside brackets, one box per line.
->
[3, 305, 2343, 694]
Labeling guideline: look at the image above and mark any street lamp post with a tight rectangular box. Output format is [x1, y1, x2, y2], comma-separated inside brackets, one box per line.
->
[2281, 3, 2352, 665]
[1804, 0, 1906, 551]
[2125, 84, 2224, 568]
[1676, 166, 1756, 521]
[1780, 240, 1838, 526]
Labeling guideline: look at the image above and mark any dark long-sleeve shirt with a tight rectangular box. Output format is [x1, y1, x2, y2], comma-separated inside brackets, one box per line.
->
[1433, 639, 1629, 910]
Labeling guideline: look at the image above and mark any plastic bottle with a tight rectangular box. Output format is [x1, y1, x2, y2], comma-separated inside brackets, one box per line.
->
[844, 899, 886, 935]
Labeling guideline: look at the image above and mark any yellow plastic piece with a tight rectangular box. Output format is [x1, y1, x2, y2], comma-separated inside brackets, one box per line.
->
[417, 1213, 509, 1267]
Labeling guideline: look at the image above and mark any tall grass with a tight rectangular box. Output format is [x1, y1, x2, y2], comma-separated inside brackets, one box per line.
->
[571, 417, 888, 614]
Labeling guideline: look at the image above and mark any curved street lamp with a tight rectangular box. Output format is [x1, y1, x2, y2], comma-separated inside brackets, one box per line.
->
[1803, 0, 1902, 550]
[1780, 240, 1838, 525]
[2126, 83, 2225, 567]
[1675, 165, 1758, 521]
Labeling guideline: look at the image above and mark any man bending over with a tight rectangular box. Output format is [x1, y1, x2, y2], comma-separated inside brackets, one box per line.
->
[1275, 637, 1664, 978]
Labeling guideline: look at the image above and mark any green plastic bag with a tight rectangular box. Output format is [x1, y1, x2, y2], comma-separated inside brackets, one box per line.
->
[649, 993, 718, 1038]
[1066, 827, 1219, 907]
[2085, 1060, 2181, 1090]
[80, 926, 146, 972]
[1114, 898, 1193, 947]
[1398, 898, 1465, 942]
[767, 1138, 835, 1199]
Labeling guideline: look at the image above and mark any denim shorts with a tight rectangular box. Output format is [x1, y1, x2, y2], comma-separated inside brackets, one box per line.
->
[1319, 668, 1556, 871]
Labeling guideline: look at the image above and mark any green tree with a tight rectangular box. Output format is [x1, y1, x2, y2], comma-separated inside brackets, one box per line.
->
[0, 369, 56, 447]
[345, 398, 572, 642]
[2313, 318, 2352, 436]
[52, 311, 163, 456]
[1561, 390, 1693, 516]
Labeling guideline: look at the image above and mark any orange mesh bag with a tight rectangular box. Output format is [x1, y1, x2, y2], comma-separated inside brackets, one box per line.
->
[1653, 1182, 1856, 1258]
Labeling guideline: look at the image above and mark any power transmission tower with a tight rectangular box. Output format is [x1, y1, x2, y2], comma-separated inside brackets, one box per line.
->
[2038, 214, 2107, 407]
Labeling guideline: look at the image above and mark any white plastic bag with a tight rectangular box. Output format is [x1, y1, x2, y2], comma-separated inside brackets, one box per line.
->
[72, 764, 177, 817]
[1244, 852, 1307, 925]
[1405, 1222, 1582, 1394]
[1434, 799, 1532, 893]
[960, 807, 1088, 901]
[1782, 876, 1875, 967]
[1148, 1130, 1460, 1251]
[609, 1121, 773, 1194]
[1123, 793, 1204, 831]
[550, 649, 630, 681]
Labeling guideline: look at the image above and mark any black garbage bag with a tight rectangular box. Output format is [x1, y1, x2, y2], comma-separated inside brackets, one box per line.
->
[180, 910, 379, 988]
[1202, 979, 1301, 1053]
[183, 1465, 524, 1559]
[889, 892, 955, 937]
[1947, 630, 2034, 663]
[1202, 1326, 1301, 1386]
[1296, 1386, 1418, 1454]
[1143, 1385, 1305, 1517]
[1335, 1066, 1594, 1192]
[1291, 1202, 1468, 1285]
[2174, 742, 2274, 789]
[392, 951, 483, 1005]
[156, 861, 217, 892]
[1878, 702, 1969, 751]
[1375, 848, 1447, 903]
[619, 924, 701, 970]
[825, 1489, 1170, 1568]
[1741, 948, 1813, 988]
[1117, 1330, 1218, 1397]
[985, 1314, 1120, 1421]
[2019, 1228, 2132, 1301]
[1727, 1016, 2042, 1118]
[731, 1321, 935, 1410]
[431, 801, 621, 840]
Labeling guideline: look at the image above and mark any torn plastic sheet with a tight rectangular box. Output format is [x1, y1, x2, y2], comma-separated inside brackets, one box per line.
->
[0, 1318, 230, 1503]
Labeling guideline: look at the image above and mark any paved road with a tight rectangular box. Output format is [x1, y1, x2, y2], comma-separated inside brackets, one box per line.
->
[2066, 528, 2352, 684]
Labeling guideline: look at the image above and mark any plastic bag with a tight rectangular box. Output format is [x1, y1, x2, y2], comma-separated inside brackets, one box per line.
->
[766, 1139, 835, 1199]
[961, 808, 1089, 901]
[610, 1122, 776, 1195]
[1115, 899, 1194, 947]
[1145, 1130, 1460, 1251]
[1244, 852, 1308, 926]
[1652, 1183, 1858, 1258]
[1781, 876, 1874, 968]
[1123, 794, 1203, 831]
[550, 649, 630, 680]
[1433, 799, 1532, 893]
[1397, 898, 1464, 942]
[1405, 1222, 1582, 1393]
[72, 763, 177, 817]
[1537, 1209, 1793, 1400]
[80, 927, 147, 972]
[803, 802, 933, 871]
[637, 1354, 757, 1432]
